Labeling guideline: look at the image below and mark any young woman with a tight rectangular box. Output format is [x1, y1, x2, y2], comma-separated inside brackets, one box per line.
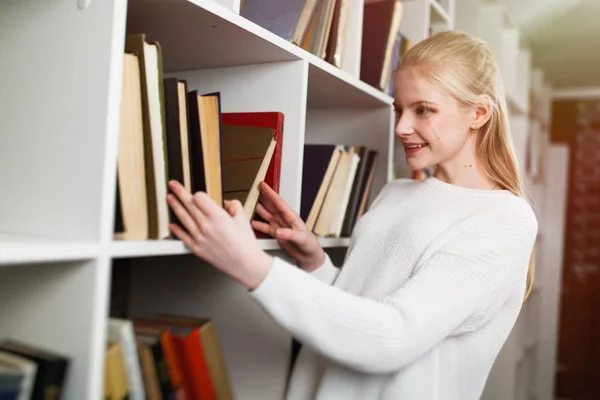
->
[166, 30, 538, 400]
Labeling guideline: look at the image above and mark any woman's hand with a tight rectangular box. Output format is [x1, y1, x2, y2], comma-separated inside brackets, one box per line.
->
[166, 180, 273, 290]
[252, 182, 325, 273]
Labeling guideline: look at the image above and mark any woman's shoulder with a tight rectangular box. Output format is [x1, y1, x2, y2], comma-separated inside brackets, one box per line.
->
[465, 194, 539, 241]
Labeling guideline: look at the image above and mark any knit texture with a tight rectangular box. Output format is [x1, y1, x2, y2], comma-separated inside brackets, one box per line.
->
[250, 177, 538, 400]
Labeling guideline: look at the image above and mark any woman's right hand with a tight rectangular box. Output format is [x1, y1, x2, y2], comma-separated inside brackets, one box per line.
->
[252, 182, 325, 273]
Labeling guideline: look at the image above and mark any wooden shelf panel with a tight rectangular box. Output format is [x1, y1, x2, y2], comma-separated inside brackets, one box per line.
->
[126, 0, 392, 109]
[0, 234, 100, 266]
[110, 237, 350, 258]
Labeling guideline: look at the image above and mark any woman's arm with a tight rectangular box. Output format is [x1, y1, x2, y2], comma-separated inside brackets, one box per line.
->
[250, 209, 537, 374]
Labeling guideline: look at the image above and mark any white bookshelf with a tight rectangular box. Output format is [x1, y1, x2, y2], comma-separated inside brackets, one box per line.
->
[0, 0, 393, 399]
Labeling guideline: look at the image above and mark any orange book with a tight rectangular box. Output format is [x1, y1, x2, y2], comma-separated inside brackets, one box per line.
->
[133, 322, 193, 399]
[136, 318, 215, 399]
[156, 315, 234, 400]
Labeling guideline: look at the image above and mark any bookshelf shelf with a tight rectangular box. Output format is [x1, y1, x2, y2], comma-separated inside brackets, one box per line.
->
[110, 237, 351, 258]
[0, 234, 100, 266]
[307, 60, 393, 109]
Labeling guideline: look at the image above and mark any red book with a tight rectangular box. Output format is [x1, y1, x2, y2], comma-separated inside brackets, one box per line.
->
[221, 112, 284, 193]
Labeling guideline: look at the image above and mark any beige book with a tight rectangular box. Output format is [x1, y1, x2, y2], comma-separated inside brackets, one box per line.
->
[329, 148, 360, 237]
[114, 52, 148, 241]
[177, 82, 192, 192]
[306, 145, 343, 231]
[197, 94, 224, 206]
[313, 147, 354, 237]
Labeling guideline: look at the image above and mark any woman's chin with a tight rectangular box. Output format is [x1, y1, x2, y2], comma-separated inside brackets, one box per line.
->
[405, 157, 429, 171]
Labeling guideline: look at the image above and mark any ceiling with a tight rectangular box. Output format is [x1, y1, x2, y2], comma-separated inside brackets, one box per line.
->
[502, 0, 600, 89]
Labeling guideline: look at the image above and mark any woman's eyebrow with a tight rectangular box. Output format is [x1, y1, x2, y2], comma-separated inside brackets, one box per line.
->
[410, 100, 437, 107]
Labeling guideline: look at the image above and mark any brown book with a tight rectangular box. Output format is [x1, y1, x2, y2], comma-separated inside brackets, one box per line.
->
[360, 0, 404, 90]
[124, 34, 171, 239]
[114, 52, 149, 241]
[221, 125, 277, 218]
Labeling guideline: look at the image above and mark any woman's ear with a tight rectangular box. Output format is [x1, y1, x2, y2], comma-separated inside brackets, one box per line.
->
[471, 95, 492, 130]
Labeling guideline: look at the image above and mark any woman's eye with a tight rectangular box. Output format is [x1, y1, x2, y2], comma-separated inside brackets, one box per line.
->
[416, 106, 431, 116]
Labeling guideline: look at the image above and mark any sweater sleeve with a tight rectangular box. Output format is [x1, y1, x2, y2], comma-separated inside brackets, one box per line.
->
[250, 210, 537, 374]
[309, 253, 340, 285]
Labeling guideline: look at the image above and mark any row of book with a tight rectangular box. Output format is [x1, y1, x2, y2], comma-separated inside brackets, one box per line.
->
[240, 0, 411, 95]
[0, 339, 69, 399]
[105, 316, 232, 400]
[114, 33, 283, 240]
[301, 144, 377, 238]
[115, 33, 379, 243]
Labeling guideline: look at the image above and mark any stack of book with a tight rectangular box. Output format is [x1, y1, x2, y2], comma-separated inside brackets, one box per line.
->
[301, 144, 378, 238]
[114, 33, 284, 241]
[0, 340, 70, 399]
[240, 0, 410, 94]
[105, 316, 233, 400]
[241, 0, 347, 68]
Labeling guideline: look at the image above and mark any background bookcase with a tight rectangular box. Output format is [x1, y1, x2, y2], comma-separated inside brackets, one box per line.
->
[0, 0, 558, 399]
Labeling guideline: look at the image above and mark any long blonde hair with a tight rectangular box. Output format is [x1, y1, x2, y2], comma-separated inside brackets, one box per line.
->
[397, 30, 535, 298]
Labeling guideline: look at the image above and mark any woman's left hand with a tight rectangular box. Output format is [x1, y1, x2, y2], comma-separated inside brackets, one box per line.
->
[166, 180, 273, 290]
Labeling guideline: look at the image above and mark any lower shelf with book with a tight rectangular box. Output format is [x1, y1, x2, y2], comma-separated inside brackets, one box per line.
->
[109, 249, 335, 400]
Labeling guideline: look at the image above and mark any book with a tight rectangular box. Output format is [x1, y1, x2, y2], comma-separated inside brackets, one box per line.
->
[240, 0, 317, 45]
[114, 52, 149, 241]
[124, 34, 171, 239]
[221, 125, 277, 218]
[221, 112, 284, 193]
[187, 91, 225, 207]
[360, 0, 404, 91]
[0, 340, 69, 400]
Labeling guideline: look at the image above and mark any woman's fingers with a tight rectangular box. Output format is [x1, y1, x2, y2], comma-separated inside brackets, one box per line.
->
[166, 193, 202, 238]
[258, 182, 304, 229]
[274, 228, 307, 245]
[251, 219, 275, 237]
[169, 222, 199, 253]
[191, 190, 222, 220]
[168, 180, 207, 226]
[255, 203, 275, 223]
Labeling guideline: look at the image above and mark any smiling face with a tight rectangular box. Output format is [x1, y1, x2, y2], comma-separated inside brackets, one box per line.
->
[393, 67, 475, 172]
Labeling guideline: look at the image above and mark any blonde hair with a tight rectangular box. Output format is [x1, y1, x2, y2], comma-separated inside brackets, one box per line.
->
[397, 30, 535, 299]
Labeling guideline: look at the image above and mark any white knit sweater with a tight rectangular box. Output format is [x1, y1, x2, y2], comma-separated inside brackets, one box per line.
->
[250, 177, 538, 400]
